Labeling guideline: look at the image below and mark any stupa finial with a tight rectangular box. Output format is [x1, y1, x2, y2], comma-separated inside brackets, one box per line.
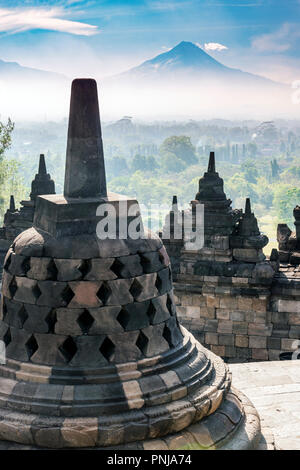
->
[38, 154, 47, 175]
[9, 195, 15, 212]
[207, 151, 216, 173]
[64, 78, 107, 199]
[245, 197, 251, 215]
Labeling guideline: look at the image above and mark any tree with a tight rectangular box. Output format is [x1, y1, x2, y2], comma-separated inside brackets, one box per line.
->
[160, 152, 186, 173]
[0, 118, 27, 218]
[160, 136, 197, 166]
[0, 118, 14, 160]
[241, 160, 258, 184]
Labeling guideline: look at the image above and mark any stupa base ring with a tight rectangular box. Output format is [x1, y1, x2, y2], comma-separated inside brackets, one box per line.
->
[0, 387, 261, 450]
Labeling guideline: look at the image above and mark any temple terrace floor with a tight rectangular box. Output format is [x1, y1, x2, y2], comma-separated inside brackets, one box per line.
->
[229, 360, 300, 450]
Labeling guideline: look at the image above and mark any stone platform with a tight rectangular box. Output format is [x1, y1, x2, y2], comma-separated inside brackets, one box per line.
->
[230, 360, 300, 450]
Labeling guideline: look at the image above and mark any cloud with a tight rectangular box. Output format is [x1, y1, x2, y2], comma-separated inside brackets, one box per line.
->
[251, 23, 299, 53]
[0, 6, 98, 36]
[196, 42, 228, 52]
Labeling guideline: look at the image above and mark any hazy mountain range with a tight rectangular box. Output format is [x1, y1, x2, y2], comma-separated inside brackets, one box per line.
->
[0, 41, 293, 120]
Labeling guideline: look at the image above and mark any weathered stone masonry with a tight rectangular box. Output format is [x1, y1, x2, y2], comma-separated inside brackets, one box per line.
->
[161, 153, 300, 362]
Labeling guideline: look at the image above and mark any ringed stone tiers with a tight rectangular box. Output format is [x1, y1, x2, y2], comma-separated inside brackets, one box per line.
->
[0, 79, 261, 450]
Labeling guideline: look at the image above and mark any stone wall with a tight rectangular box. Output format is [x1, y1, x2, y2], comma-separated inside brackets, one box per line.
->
[174, 268, 299, 362]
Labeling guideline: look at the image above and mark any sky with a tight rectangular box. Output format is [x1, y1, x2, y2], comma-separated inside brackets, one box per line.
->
[0, 0, 299, 83]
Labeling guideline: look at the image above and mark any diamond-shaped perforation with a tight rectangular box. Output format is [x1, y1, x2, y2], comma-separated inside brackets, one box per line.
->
[21, 257, 31, 275]
[129, 278, 143, 300]
[32, 283, 42, 301]
[155, 273, 163, 294]
[99, 337, 115, 362]
[18, 305, 28, 327]
[78, 259, 91, 279]
[25, 335, 38, 359]
[116, 308, 130, 330]
[3, 253, 12, 272]
[136, 331, 148, 355]
[3, 327, 11, 347]
[162, 324, 173, 348]
[61, 285, 75, 307]
[47, 259, 58, 280]
[59, 336, 77, 363]
[97, 282, 111, 305]
[9, 277, 18, 298]
[45, 309, 57, 333]
[110, 258, 124, 277]
[77, 309, 94, 334]
[167, 294, 175, 316]
[2, 299, 8, 321]
[146, 302, 156, 324]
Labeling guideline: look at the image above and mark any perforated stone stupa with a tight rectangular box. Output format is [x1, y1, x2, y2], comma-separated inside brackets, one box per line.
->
[0, 79, 261, 450]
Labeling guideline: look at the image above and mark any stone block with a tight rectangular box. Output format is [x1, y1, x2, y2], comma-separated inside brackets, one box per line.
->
[224, 345, 236, 357]
[235, 335, 248, 348]
[27, 257, 55, 281]
[7, 253, 30, 277]
[22, 305, 54, 334]
[151, 294, 171, 324]
[289, 325, 300, 339]
[218, 334, 234, 346]
[205, 295, 220, 308]
[106, 278, 134, 304]
[185, 306, 200, 319]
[199, 307, 215, 319]
[268, 349, 280, 360]
[236, 347, 251, 359]
[54, 259, 84, 281]
[191, 294, 206, 307]
[251, 348, 268, 360]
[289, 313, 300, 325]
[252, 298, 267, 313]
[272, 312, 289, 324]
[88, 306, 124, 334]
[278, 299, 300, 313]
[204, 319, 218, 332]
[217, 320, 233, 334]
[248, 323, 272, 337]
[140, 252, 163, 273]
[205, 332, 218, 345]
[113, 254, 143, 278]
[5, 326, 34, 362]
[83, 258, 116, 281]
[118, 302, 150, 331]
[237, 297, 253, 312]
[281, 338, 297, 351]
[68, 281, 102, 308]
[30, 333, 71, 365]
[267, 337, 281, 349]
[211, 345, 225, 357]
[220, 297, 237, 309]
[230, 311, 245, 322]
[13, 277, 41, 304]
[139, 323, 170, 357]
[249, 335, 267, 349]
[233, 321, 248, 335]
[216, 309, 230, 320]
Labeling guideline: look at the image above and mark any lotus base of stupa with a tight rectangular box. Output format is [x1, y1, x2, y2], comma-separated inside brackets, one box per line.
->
[0, 386, 262, 450]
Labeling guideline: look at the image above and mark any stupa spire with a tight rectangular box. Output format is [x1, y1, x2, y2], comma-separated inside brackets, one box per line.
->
[207, 151, 216, 173]
[9, 195, 15, 212]
[64, 78, 107, 199]
[38, 154, 47, 175]
[245, 197, 251, 215]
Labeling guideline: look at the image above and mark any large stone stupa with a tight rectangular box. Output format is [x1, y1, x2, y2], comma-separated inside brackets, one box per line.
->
[0, 79, 261, 450]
